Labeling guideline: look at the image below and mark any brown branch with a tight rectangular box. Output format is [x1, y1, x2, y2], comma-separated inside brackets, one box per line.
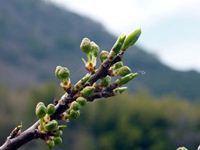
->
[0, 52, 124, 150]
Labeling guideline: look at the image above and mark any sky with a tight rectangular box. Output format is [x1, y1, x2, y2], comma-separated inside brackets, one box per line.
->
[49, 0, 200, 72]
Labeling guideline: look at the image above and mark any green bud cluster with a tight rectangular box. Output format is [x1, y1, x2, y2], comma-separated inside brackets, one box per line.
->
[63, 97, 87, 121]
[55, 66, 71, 91]
[46, 133, 63, 149]
[35, 102, 65, 149]
[80, 37, 100, 72]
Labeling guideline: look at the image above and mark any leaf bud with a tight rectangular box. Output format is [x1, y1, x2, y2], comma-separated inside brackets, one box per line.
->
[35, 102, 47, 119]
[116, 73, 138, 86]
[115, 66, 131, 76]
[100, 76, 111, 87]
[100, 50, 109, 62]
[53, 136, 63, 145]
[80, 38, 91, 54]
[44, 120, 58, 132]
[76, 97, 87, 106]
[47, 104, 56, 115]
[70, 101, 81, 111]
[110, 61, 124, 71]
[46, 140, 55, 149]
[122, 28, 141, 50]
[114, 87, 128, 94]
[80, 86, 95, 97]
[112, 34, 126, 54]
[69, 110, 80, 120]
[55, 66, 70, 80]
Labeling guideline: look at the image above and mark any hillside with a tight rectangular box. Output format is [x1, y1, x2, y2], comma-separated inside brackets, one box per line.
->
[0, 0, 199, 100]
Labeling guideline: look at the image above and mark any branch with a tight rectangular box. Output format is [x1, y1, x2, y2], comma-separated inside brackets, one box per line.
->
[0, 29, 141, 150]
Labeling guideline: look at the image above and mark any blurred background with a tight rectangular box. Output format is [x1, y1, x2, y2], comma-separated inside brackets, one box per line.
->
[0, 0, 200, 149]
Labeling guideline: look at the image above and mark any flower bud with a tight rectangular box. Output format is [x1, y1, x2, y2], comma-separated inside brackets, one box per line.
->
[44, 120, 58, 132]
[115, 66, 131, 76]
[114, 87, 128, 94]
[70, 101, 81, 111]
[90, 41, 100, 57]
[69, 110, 80, 120]
[76, 97, 87, 106]
[47, 104, 56, 115]
[112, 34, 126, 54]
[80, 86, 95, 97]
[100, 50, 109, 62]
[122, 28, 141, 50]
[46, 140, 55, 149]
[116, 73, 138, 86]
[100, 76, 111, 87]
[53, 136, 62, 145]
[35, 102, 47, 119]
[80, 38, 91, 54]
[55, 66, 70, 80]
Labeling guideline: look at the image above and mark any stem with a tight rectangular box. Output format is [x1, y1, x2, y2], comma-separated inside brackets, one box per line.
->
[0, 52, 124, 150]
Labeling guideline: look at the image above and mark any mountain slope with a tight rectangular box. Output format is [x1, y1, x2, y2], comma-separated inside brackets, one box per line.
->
[0, 0, 199, 100]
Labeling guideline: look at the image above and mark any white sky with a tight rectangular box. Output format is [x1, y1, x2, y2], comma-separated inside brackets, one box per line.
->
[49, 0, 200, 72]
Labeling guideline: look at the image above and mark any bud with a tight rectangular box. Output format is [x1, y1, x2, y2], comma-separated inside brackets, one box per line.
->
[69, 110, 80, 120]
[53, 130, 63, 137]
[46, 140, 55, 149]
[44, 120, 58, 132]
[116, 73, 138, 86]
[114, 87, 128, 94]
[76, 97, 87, 106]
[53, 136, 62, 145]
[80, 86, 95, 97]
[115, 66, 131, 76]
[100, 76, 111, 87]
[100, 50, 109, 62]
[70, 101, 81, 111]
[80, 38, 91, 54]
[75, 73, 91, 90]
[112, 34, 126, 54]
[122, 28, 141, 50]
[111, 61, 124, 70]
[58, 125, 67, 130]
[47, 104, 56, 115]
[35, 102, 47, 119]
[55, 66, 70, 80]
[90, 41, 100, 57]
